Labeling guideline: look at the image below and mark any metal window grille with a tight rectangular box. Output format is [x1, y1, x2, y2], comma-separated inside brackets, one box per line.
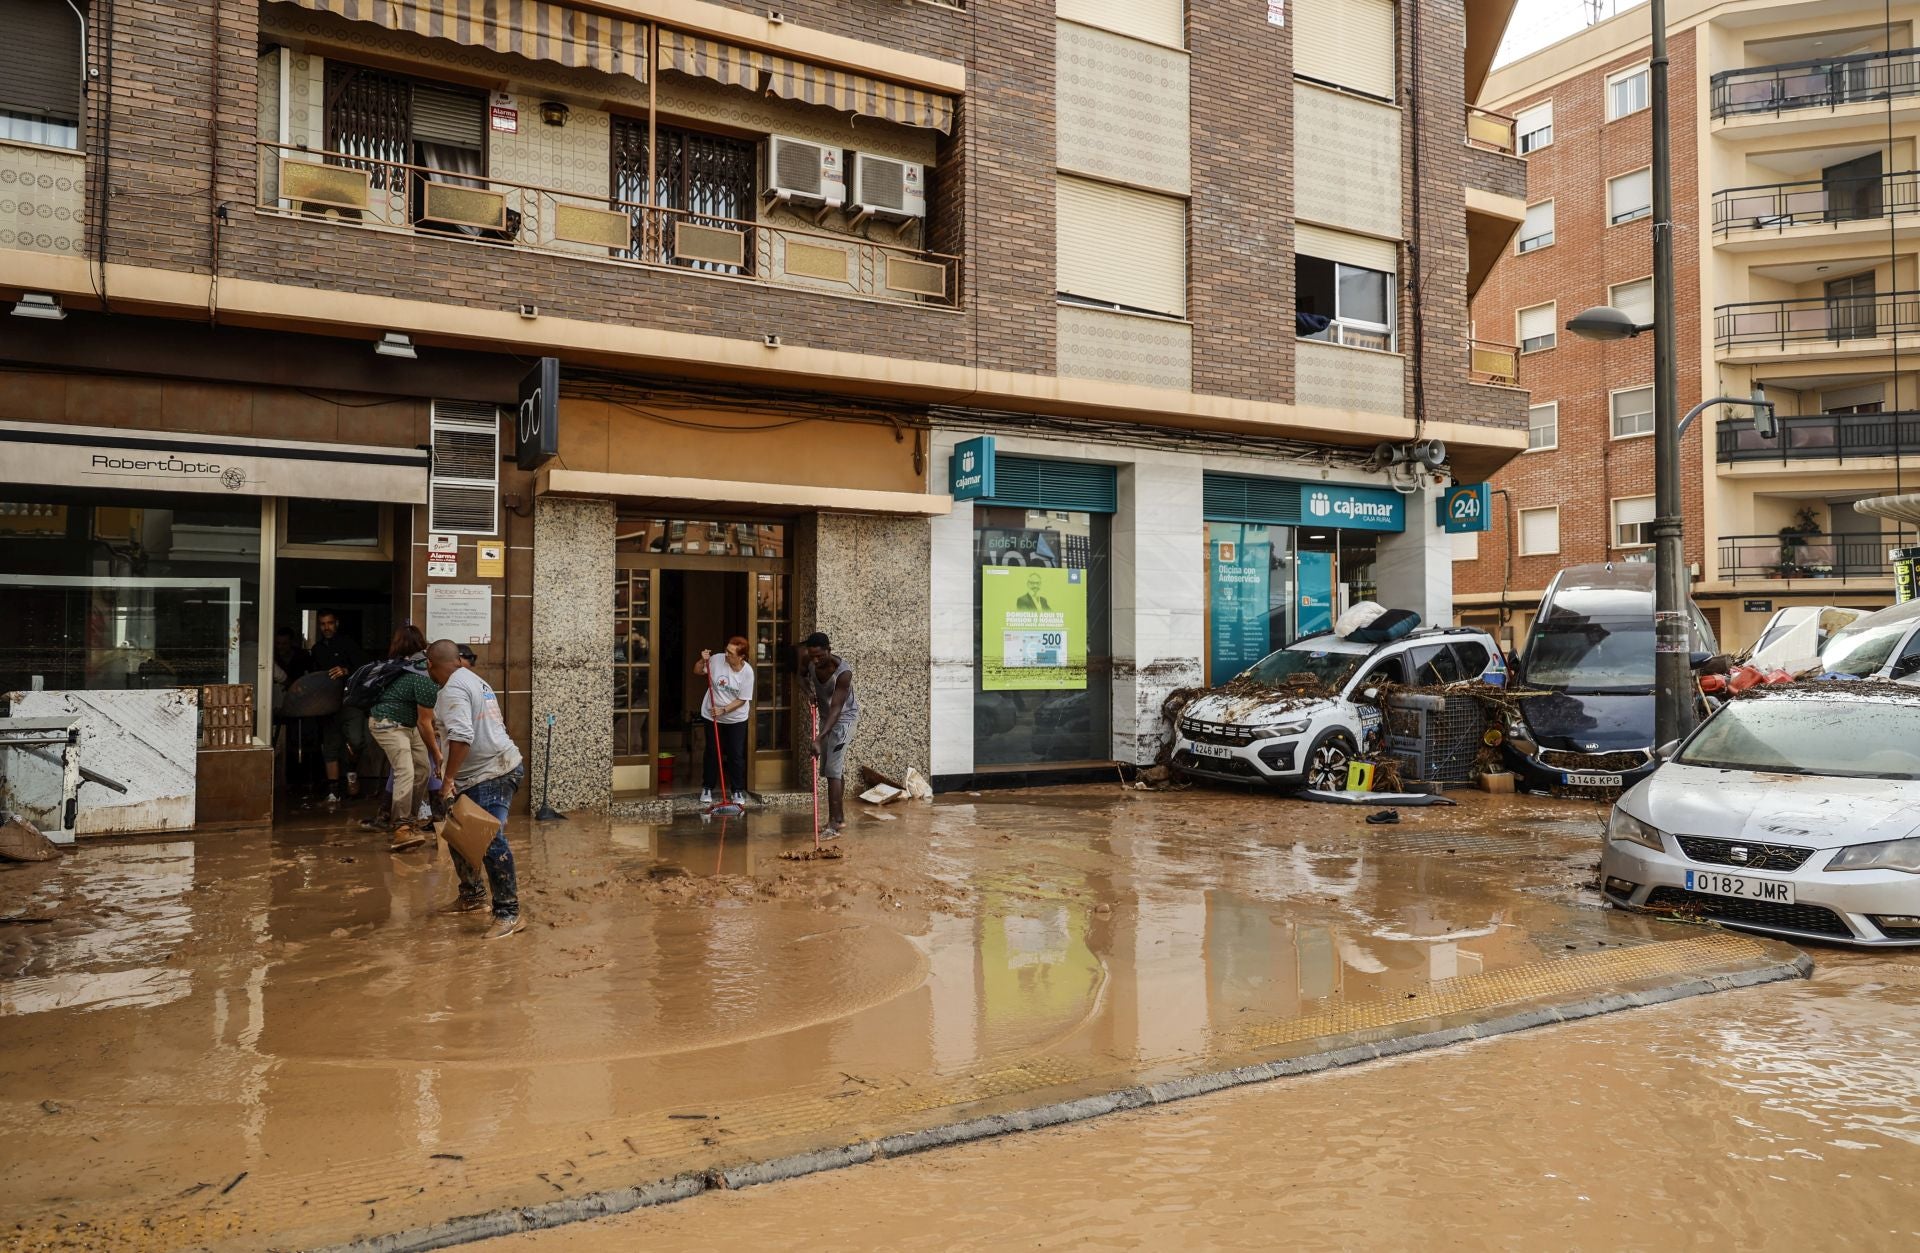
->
[612, 119, 757, 273]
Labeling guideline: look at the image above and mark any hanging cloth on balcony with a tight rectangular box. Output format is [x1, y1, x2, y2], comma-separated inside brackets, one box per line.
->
[658, 28, 954, 133]
[285, 0, 648, 79]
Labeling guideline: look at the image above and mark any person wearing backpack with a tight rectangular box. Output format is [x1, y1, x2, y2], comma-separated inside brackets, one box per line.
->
[351, 625, 443, 852]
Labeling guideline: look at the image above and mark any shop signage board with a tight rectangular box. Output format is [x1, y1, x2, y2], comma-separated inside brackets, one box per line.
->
[1744, 599, 1773, 613]
[1209, 530, 1273, 681]
[427, 583, 494, 645]
[515, 357, 560, 471]
[427, 533, 459, 579]
[1301, 483, 1404, 533]
[981, 565, 1086, 690]
[1896, 547, 1920, 604]
[476, 543, 505, 578]
[950, 435, 996, 501]
[1438, 483, 1492, 534]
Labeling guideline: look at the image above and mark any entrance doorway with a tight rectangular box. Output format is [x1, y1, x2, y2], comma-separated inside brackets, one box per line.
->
[612, 516, 794, 797]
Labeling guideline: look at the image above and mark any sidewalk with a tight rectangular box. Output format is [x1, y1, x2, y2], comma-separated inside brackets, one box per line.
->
[0, 787, 1806, 1252]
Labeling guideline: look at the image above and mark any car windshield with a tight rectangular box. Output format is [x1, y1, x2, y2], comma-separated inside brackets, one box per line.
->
[1239, 642, 1367, 688]
[1677, 698, 1920, 780]
[1521, 617, 1654, 693]
[1821, 616, 1914, 677]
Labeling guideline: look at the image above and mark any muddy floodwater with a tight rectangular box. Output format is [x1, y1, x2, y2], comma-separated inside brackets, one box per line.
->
[494, 949, 1920, 1251]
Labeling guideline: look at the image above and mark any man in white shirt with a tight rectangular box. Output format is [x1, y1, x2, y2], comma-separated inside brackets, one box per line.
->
[427, 640, 524, 939]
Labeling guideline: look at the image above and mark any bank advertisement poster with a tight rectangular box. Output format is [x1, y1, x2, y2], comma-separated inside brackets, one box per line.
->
[982, 566, 1087, 690]
[1209, 533, 1272, 681]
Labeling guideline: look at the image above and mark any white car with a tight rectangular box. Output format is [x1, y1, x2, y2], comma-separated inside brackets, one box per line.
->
[1171, 627, 1506, 791]
[1601, 687, 1920, 946]
[1818, 598, 1920, 682]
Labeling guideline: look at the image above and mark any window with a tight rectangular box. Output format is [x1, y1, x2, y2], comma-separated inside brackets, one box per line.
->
[1515, 101, 1553, 153]
[1409, 644, 1467, 686]
[612, 118, 757, 272]
[1528, 402, 1558, 451]
[1607, 64, 1650, 120]
[1451, 641, 1493, 676]
[1294, 0, 1397, 100]
[1610, 277, 1654, 327]
[1609, 168, 1652, 224]
[1518, 200, 1555, 253]
[1452, 529, 1480, 562]
[0, 0, 83, 148]
[1613, 495, 1656, 548]
[1518, 303, 1557, 354]
[1057, 174, 1188, 319]
[1520, 506, 1559, 555]
[325, 63, 490, 232]
[1611, 385, 1655, 438]
[1296, 255, 1395, 351]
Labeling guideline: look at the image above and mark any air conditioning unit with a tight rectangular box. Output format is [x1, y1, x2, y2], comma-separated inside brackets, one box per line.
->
[850, 153, 926, 220]
[764, 136, 846, 208]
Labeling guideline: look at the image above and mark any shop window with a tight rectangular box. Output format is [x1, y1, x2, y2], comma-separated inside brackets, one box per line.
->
[0, 0, 83, 148]
[611, 118, 757, 273]
[1206, 521, 1296, 682]
[1296, 255, 1394, 351]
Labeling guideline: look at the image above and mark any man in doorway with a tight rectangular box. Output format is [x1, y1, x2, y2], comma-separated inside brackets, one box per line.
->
[310, 609, 368, 806]
[427, 639, 525, 939]
[799, 631, 859, 839]
[1015, 572, 1052, 612]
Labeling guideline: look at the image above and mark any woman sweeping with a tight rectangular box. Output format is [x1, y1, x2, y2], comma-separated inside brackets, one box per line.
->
[695, 635, 755, 809]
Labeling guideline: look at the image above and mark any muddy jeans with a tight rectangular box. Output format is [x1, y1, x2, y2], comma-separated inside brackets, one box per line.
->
[452, 767, 521, 918]
[368, 719, 427, 824]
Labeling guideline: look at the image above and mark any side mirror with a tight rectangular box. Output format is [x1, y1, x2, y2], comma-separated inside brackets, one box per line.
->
[1653, 739, 1681, 761]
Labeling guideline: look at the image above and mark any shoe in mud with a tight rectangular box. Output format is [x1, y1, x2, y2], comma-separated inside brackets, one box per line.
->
[485, 914, 525, 940]
[699, 789, 714, 806]
[730, 792, 748, 808]
[359, 815, 393, 832]
[325, 791, 341, 814]
[440, 894, 487, 914]
[389, 823, 428, 853]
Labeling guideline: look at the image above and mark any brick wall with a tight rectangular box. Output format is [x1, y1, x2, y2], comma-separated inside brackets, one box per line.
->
[1463, 143, 1529, 201]
[1459, 29, 1706, 601]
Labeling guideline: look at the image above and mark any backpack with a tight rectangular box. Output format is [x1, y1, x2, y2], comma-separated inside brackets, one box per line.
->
[343, 658, 412, 710]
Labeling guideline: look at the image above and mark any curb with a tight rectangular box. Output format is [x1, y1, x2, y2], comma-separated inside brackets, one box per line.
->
[313, 949, 1811, 1253]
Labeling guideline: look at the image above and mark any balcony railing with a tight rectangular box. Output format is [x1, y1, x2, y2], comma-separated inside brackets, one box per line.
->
[1715, 292, 1920, 349]
[1718, 531, 1904, 581]
[1465, 106, 1517, 155]
[1718, 411, 1920, 463]
[1712, 170, 1920, 234]
[1711, 46, 1920, 119]
[1468, 339, 1519, 385]
[255, 141, 961, 309]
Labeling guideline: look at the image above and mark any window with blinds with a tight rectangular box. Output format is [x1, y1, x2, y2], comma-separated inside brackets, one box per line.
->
[1519, 507, 1559, 556]
[1613, 496, 1655, 547]
[1296, 225, 1398, 352]
[1609, 167, 1652, 224]
[1516, 101, 1552, 153]
[1295, 0, 1396, 100]
[1519, 200, 1554, 253]
[1528, 403, 1558, 451]
[1057, 0, 1183, 48]
[1056, 174, 1188, 319]
[1611, 386, 1655, 439]
[1518, 302, 1556, 354]
[429, 401, 501, 536]
[0, 0, 82, 147]
[1610, 277, 1654, 326]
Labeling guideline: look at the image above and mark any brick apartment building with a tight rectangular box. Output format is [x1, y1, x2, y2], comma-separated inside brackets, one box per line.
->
[1464, 0, 1920, 654]
[0, 0, 1529, 823]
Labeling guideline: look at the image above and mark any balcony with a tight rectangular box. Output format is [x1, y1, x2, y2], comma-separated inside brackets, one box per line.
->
[1465, 106, 1516, 155]
[1712, 47, 1920, 123]
[1717, 531, 1902, 581]
[255, 141, 961, 310]
[1712, 170, 1920, 245]
[1715, 291, 1920, 359]
[1468, 339, 1519, 387]
[1718, 411, 1920, 464]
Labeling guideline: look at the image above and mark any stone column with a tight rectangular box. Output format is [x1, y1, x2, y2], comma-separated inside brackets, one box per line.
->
[531, 497, 614, 811]
[1113, 455, 1205, 765]
[1373, 485, 1453, 626]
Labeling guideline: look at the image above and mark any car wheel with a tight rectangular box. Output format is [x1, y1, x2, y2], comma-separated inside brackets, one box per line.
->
[1304, 731, 1356, 792]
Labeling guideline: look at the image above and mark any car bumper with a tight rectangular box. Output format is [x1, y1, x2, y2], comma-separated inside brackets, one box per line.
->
[1599, 838, 1920, 947]
[1169, 733, 1305, 787]
[1505, 748, 1657, 798]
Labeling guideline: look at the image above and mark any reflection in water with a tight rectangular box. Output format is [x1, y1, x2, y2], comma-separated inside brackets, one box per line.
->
[0, 841, 195, 1015]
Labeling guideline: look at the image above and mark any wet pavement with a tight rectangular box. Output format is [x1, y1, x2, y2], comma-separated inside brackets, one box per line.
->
[0, 786, 1806, 1251]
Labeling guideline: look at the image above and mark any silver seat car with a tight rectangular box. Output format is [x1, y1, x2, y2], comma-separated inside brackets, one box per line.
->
[1601, 687, 1920, 946]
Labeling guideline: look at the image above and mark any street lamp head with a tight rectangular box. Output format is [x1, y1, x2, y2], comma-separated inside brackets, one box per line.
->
[1567, 305, 1647, 342]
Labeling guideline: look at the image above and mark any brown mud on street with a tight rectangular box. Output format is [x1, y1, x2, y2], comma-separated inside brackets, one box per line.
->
[493, 949, 1920, 1252]
[0, 788, 1797, 1251]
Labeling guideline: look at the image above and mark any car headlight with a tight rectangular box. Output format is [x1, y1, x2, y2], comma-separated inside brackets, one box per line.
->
[1504, 714, 1538, 753]
[1254, 721, 1309, 740]
[1827, 836, 1920, 874]
[1607, 807, 1665, 853]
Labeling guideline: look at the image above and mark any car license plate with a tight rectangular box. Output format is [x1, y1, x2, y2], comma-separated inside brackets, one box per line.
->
[1563, 771, 1623, 788]
[1685, 869, 1795, 905]
[1192, 742, 1237, 759]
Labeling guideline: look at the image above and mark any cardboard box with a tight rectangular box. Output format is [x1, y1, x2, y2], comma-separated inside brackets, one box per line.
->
[440, 794, 500, 868]
[1477, 771, 1517, 795]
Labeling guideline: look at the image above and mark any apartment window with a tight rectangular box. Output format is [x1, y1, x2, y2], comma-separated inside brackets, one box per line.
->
[324, 63, 489, 234]
[1518, 200, 1555, 253]
[1297, 254, 1394, 351]
[1452, 529, 1480, 562]
[1609, 168, 1652, 225]
[1607, 64, 1650, 120]
[1520, 507, 1560, 556]
[1057, 174, 1188, 319]
[0, 0, 84, 148]
[1294, 0, 1397, 100]
[612, 118, 757, 272]
[1057, 0, 1184, 48]
[1613, 495, 1656, 548]
[1515, 101, 1553, 154]
[1610, 277, 1654, 327]
[1611, 385, 1655, 438]
[1528, 402, 1558, 451]
[1518, 303, 1557, 354]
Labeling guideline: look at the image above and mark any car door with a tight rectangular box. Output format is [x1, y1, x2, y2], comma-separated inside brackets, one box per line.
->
[1890, 626, 1920, 680]
[1351, 651, 1410, 694]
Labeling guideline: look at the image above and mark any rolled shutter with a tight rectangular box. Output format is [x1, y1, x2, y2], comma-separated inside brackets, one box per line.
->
[1203, 473, 1303, 526]
[986, 456, 1118, 513]
[1056, 0, 1183, 48]
[410, 83, 486, 147]
[1295, 223, 1398, 274]
[1522, 201, 1553, 240]
[1295, 0, 1396, 100]
[1057, 174, 1188, 318]
[1610, 167, 1651, 217]
[0, 0, 83, 121]
[1518, 304, 1556, 341]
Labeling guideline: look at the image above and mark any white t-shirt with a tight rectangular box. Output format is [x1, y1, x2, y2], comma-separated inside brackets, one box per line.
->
[701, 658, 756, 724]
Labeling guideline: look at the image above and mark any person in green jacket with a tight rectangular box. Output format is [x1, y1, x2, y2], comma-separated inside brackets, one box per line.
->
[362, 624, 444, 852]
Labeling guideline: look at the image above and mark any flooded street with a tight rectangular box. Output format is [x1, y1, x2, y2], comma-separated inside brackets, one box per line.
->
[495, 950, 1920, 1251]
[0, 787, 1825, 1250]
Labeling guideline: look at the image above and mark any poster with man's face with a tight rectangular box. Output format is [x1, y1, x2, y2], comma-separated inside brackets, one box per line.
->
[981, 565, 1087, 690]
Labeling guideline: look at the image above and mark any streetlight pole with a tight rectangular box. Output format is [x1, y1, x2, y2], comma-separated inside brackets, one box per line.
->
[1648, 0, 1692, 749]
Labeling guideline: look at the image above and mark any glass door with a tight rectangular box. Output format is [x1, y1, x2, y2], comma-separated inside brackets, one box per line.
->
[612, 568, 654, 791]
[751, 570, 792, 791]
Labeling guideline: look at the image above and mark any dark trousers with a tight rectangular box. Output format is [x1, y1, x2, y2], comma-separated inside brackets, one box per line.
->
[701, 718, 749, 792]
[452, 768, 521, 919]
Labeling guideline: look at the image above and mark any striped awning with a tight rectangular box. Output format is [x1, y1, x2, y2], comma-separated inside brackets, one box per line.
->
[287, 0, 648, 79]
[659, 29, 954, 133]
